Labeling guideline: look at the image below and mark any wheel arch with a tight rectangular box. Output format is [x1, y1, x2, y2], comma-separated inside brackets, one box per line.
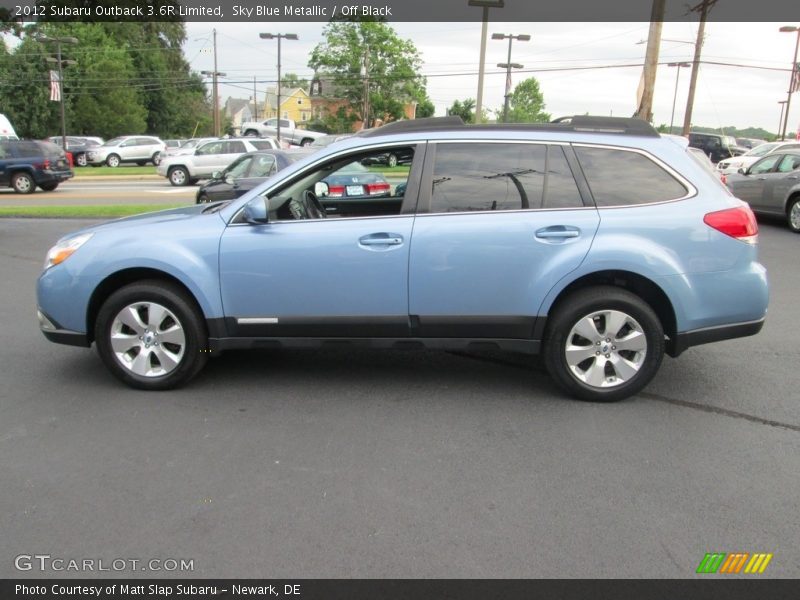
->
[784, 189, 800, 215]
[541, 270, 679, 357]
[86, 268, 210, 344]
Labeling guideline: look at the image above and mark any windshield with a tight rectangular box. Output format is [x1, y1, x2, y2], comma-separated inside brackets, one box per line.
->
[103, 137, 124, 147]
[745, 142, 780, 157]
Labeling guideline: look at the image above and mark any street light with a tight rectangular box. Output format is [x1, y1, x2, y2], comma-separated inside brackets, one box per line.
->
[778, 100, 788, 138]
[37, 35, 78, 152]
[779, 26, 800, 141]
[667, 62, 691, 132]
[468, 1, 504, 124]
[259, 33, 298, 144]
[201, 69, 227, 137]
[493, 33, 530, 123]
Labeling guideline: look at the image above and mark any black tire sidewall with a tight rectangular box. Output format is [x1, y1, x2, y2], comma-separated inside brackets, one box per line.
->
[95, 281, 208, 390]
[788, 198, 800, 233]
[544, 286, 665, 402]
[169, 167, 188, 186]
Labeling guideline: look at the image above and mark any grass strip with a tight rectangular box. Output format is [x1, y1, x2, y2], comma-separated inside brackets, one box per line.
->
[0, 204, 186, 218]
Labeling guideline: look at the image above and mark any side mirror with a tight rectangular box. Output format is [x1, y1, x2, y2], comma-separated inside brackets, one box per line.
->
[211, 171, 221, 180]
[224, 175, 234, 185]
[314, 181, 329, 197]
[738, 167, 747, 175]
[243, 197, 269, 224]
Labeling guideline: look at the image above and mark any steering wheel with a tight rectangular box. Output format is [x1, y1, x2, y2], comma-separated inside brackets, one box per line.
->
[303, 190, 328, 219]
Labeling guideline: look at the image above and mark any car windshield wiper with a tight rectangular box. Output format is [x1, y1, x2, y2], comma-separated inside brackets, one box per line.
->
[201, 200, 231, 214]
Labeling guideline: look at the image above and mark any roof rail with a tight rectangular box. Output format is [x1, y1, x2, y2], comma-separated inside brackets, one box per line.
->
[354, 115, 659, 138]
[356, 116, 465, 137]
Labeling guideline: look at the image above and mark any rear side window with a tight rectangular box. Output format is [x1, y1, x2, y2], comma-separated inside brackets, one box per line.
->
[430, 143, 583, 213]
[250, 140, 275, 150]
[13, 142, 41, 158]
[574, 146, 688, 206]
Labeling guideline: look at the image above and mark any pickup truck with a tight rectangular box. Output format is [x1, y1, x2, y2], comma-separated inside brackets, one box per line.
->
[240, 118, 325, 146]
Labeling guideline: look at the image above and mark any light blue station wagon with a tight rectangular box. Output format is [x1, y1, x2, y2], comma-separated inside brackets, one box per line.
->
[37, 116, 768, 401]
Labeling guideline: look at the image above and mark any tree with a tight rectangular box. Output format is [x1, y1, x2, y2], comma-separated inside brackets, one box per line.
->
[500, 77, 551, 124]
[447, 98, 476, 123]
[415, 97, 435, 118]
[281, 73, 309, 90]
[309, 21, 426, 126]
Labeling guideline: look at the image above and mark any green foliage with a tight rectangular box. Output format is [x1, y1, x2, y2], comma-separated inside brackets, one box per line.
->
[0, 21, 210, 139]
[447, 98, 476, 123]
[282, 73, 309, 90]
[499, 77, 551, 123]
[309, 21, 426, 126]
[309, 106, 358, 135]
[415, 97, 435, 119]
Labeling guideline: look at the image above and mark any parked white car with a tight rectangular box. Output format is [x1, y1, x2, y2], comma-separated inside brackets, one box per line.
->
[86, 135, 166, 167]
[160, 137, 218, 161]
[157, 137, 280, 186]
[717, 140, 800, 174]
[240, 118, 325, 146]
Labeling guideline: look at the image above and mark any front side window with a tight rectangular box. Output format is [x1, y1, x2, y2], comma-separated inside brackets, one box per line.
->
[248, 154, 277, 177]
[749, 154, 781, 175]
[226, 156, 252, 179]
[197, 141, 224, 156]
[430, 143, 583, 214]
[574, 146, 688, 206]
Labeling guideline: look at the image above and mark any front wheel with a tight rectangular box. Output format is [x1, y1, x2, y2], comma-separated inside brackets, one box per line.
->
[106, 154, 121, 168]
[787, 196, 800, 233]
[386, 153, 398, 168]
[94, 280, 208, 390]
[543, 286, 664, 402]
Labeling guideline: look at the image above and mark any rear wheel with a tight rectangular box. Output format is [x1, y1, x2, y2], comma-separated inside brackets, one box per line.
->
[244, 130, 259, 137]
[106, 154, 121, 168]
[300, 138, 314, 147]
[11, 172, 35, 194]
[543, 286, 664, 402]
[787, 196, 800, 233]
[94, 280, 208, 390]
[168, 166, 189, 186]
[75, 153, 88, 167]
[152, 152, 161, 166]
[387, 153, 398, 168]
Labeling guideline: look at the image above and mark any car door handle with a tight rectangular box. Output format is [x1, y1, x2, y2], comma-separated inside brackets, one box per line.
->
[359, 234, 403, 246]
[535, 226, 580, 240]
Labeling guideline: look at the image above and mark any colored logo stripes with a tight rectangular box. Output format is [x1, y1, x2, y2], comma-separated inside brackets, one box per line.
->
[696, 552, 773, 574]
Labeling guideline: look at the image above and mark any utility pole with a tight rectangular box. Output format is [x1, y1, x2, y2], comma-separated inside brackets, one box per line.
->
[682, 0, 716, 136]
[493, 33, 529, 123]
[778, 100, 788, 138]
[778, 26, 800, 141]
[259, 33, 298, 144]
[38, 35, 78, 151]
[667, 62, 691, 132]
[633, 0, 665, 123]
[201, 30, 226, 137]
[469, 1, 505, 124]
[253, 75, 258, 121]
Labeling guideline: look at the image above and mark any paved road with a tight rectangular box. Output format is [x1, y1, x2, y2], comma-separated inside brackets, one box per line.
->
[0, 217, 798, 578]
[0, 178, 195, 206]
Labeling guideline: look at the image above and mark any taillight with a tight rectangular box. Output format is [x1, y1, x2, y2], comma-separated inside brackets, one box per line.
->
[703, 206, 758, 244]
[365, 182, 390, 195]
[327, 185, 344, 197]
[33, 160, 51, 170]
[720, 173, 727, 185]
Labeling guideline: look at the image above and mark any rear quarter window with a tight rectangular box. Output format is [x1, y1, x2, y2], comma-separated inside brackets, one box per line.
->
[574, 146, 688, 206]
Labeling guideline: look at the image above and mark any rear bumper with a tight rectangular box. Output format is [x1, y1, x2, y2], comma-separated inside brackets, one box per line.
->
[670, 317, 765, 357]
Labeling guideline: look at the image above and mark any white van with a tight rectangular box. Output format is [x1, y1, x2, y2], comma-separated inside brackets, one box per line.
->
[0, 114, 19, 140]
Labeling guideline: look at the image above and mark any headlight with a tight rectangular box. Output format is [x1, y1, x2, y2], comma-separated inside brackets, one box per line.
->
[44, 232, 93, 270]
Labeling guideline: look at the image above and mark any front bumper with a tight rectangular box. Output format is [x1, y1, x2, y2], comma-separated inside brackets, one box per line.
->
[37, 308, 90, 348]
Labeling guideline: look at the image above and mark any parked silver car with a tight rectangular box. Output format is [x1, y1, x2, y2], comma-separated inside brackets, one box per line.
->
[86, 135, 166, 167]
[725, 150, 800, 232]
[156, 137, 280, 186]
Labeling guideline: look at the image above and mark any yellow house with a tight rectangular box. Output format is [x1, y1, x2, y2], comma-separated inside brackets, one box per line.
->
[263, 87, 312, 125]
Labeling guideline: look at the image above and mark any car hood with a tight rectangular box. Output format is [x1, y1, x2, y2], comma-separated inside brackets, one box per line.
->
[60, 204, 217, 240]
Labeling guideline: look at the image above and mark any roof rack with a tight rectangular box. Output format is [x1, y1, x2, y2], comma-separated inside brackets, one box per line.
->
[355, 115, 659, 138]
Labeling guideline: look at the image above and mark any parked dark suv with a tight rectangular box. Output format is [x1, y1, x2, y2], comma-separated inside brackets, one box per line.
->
[0, 140, 73, 193]
[688, 132, 746, 163]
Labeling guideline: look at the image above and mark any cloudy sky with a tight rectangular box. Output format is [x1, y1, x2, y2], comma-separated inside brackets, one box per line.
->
[186, 21, 798, 134]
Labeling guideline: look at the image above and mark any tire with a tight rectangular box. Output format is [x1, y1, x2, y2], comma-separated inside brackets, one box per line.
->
[11, 172, 35, 194]
[168, 166, 189, 186]
[387, 153, 398, 168]
[75, 153, 88, 167]
[543, 286, 664, 402]
[106, 154, 121, 168]
[244, 130, 259, 137]
[136, 161, 146, 166]
[152, 152, 161, 166]
[787, 196, 800, 233]
[196, 193, 209, 204]
[39, 182, 58, 192]
[94, 280, 208, 390]
[300, 138, 313, 147]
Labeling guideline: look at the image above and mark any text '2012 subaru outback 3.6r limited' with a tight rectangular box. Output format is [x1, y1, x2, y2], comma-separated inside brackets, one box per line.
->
[37, 117, 768, 402]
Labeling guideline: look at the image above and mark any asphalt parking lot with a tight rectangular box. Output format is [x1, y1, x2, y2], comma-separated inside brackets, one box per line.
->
[0, 217, 798, 578]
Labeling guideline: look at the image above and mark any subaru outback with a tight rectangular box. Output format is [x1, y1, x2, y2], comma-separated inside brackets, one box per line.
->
[36, 116, 768, 402]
